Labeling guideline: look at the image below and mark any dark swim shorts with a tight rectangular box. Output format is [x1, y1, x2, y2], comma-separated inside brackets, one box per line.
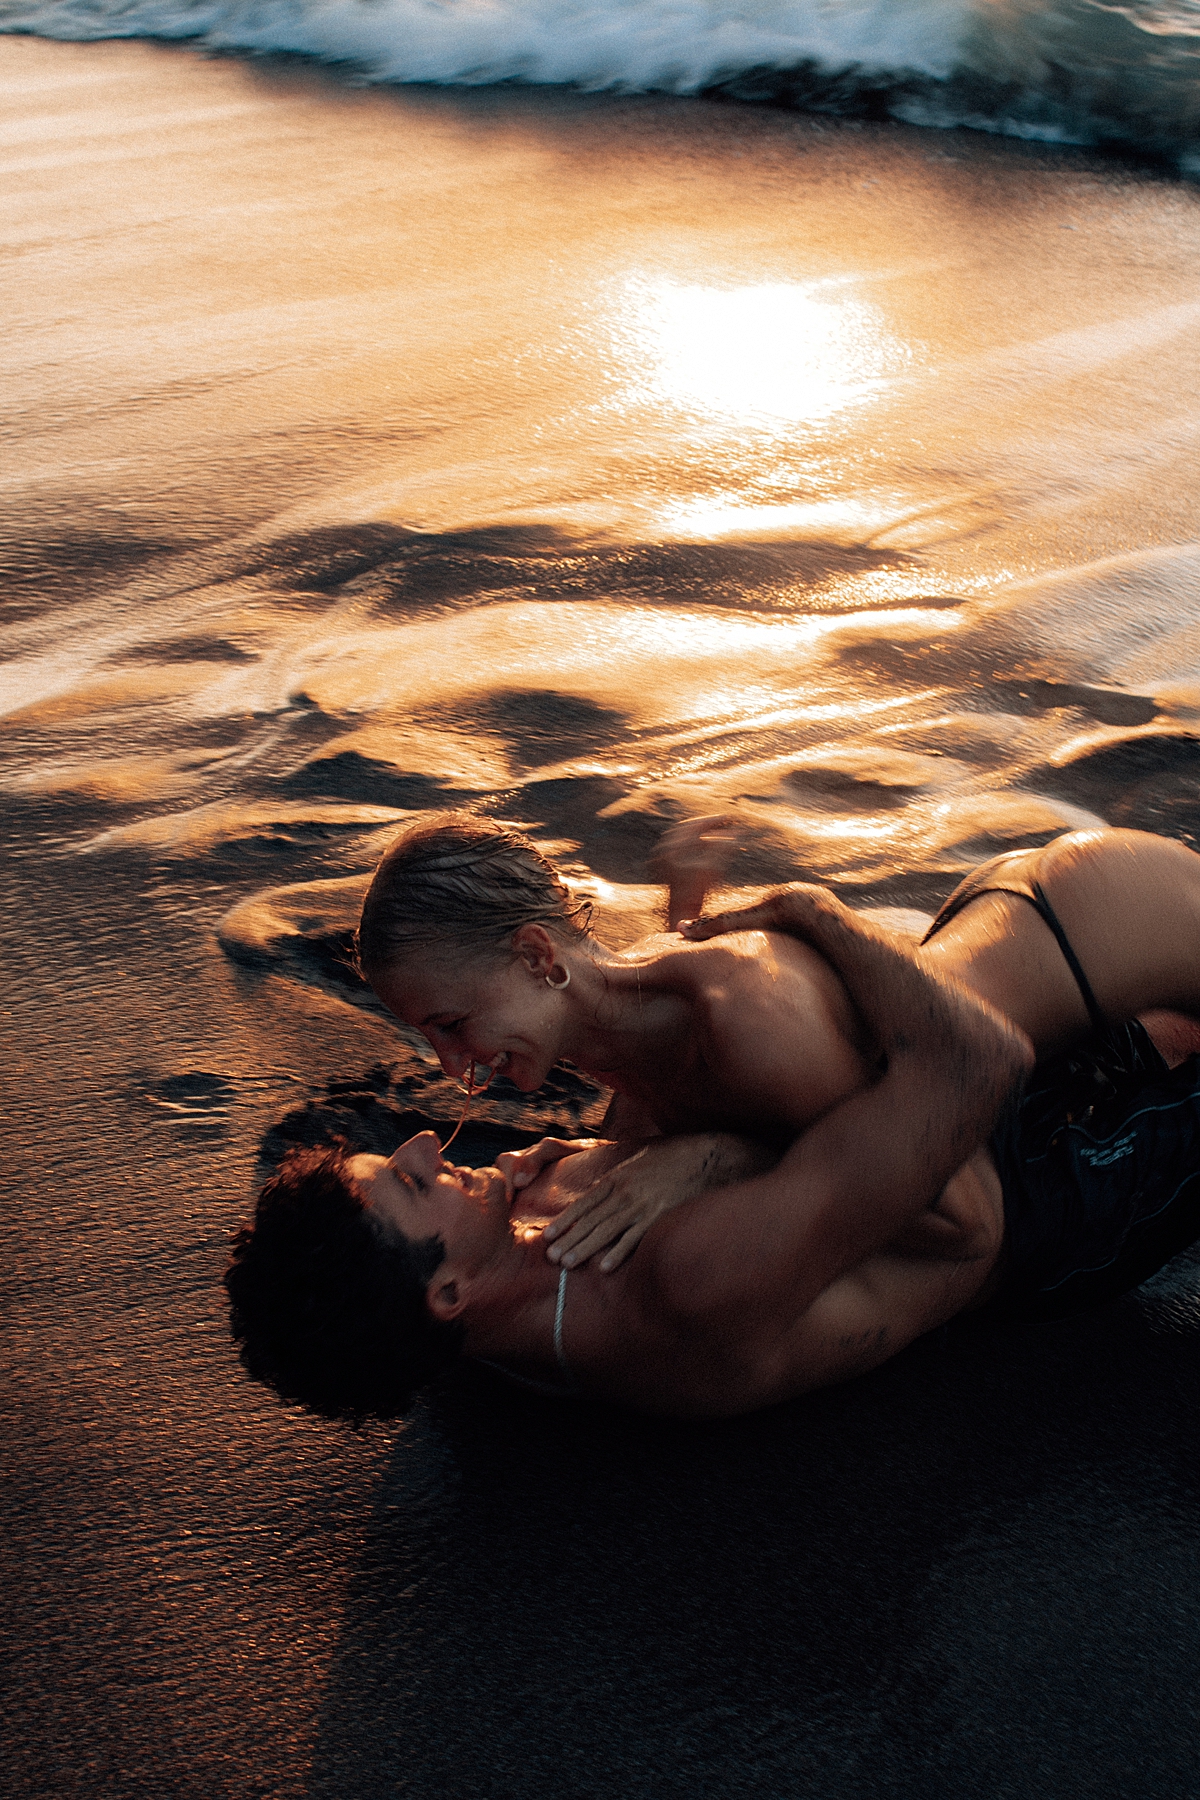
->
[986, 1020, 1200, 1322]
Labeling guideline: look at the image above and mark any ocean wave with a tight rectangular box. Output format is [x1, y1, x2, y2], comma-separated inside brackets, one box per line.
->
[3, 0, 1199, 169]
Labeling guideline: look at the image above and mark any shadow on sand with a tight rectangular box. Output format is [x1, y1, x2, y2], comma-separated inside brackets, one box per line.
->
[303, 1265, 1200, 1799]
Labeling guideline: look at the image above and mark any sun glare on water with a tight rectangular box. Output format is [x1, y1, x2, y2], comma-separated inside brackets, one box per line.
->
[627, 279, 905, 426]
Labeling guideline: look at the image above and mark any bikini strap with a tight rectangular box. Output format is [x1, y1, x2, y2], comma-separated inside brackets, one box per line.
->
[922, 849, 1107, 1035]
[1029, 880, 1107, 1033]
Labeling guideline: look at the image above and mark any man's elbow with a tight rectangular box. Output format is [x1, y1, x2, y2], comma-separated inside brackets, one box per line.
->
[994, 1019, 1036, 1098]
[941, 1009, 1034, 1115]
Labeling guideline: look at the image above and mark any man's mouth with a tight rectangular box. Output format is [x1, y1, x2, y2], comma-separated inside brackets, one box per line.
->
[449, 1160, 508, 1213]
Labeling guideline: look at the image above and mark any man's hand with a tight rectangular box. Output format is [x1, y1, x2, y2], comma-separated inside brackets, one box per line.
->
[657, 884, 1034, 1327]
[679, 882, 846, 944]
[544, 1135, 771, 1273]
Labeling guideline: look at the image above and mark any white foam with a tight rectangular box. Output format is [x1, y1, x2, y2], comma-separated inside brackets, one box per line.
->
[0, 0, 965, 87]
[4, 0, 1199, 162]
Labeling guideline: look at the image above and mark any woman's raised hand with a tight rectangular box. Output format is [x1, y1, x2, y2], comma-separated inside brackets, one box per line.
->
[650, 813, 743, 931]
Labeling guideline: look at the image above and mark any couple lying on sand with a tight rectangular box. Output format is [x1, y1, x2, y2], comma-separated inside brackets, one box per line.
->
[225, 817, 1200, 1420]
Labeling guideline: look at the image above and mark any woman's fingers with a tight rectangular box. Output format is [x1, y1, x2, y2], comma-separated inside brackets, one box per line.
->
[542, 1176, 615, 1241]
[652, 814, 742, 875]
[556, 1215, 636, 1267]
[660, 812, 736, 845]
[546, 1176, 659, 1263]
[545, 1189, 622, 1257]
[598, 1222, 652, 1273]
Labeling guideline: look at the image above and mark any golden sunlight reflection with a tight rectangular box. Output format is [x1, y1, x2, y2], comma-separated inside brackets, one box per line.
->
[627, 279, 907, 425]
[664, 496, 898, 540]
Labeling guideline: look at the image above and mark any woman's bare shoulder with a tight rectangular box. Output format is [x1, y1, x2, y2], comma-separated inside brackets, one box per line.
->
[618, 928, 830, 994]
[630, 931, 870, 1126]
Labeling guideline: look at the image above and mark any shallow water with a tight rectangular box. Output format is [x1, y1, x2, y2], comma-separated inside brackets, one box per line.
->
[5, 35, 1200, 1798]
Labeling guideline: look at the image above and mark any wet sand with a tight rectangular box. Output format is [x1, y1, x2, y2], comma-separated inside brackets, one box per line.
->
[4, 35, 1200, 1797]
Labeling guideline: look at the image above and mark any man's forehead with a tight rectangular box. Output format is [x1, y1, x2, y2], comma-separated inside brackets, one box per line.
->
[346, 1151, 382, 1177]
[345, 1152, 393, 1196]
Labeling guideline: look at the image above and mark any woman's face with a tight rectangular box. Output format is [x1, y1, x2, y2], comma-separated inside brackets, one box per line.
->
[373, 944, 567, 1093]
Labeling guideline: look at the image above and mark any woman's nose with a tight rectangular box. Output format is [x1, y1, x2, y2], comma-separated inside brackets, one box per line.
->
[438, 1048, 472, 1080]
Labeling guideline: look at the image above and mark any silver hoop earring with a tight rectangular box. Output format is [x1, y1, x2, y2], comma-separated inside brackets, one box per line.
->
[546, 966, 571, 990]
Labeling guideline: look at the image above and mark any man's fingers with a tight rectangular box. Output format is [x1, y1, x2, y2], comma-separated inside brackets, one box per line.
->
[680, 903, 776, 939]
[680, 883, 836, 939]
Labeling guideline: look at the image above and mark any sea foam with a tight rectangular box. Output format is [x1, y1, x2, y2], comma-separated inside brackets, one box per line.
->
[3, 0, 1199, 169]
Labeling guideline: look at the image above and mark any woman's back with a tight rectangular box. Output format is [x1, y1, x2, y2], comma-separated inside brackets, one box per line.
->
[597, 929, 878, 1138]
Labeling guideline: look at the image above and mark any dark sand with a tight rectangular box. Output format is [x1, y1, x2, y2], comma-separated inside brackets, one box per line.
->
[4, 36, 1200, 1797]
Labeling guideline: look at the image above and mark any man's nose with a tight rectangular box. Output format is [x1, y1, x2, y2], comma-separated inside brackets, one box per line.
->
[407, 1130, 444, 1176]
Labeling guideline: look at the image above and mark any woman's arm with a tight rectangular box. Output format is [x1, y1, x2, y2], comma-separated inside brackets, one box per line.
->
[651, 814, 741, 931]
[498, 1131, 777, 1272]
[542, 1133, 776, 1271]
[598, 1089, 662, 1140]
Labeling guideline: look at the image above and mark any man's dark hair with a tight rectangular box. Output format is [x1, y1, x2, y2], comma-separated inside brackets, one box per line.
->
[224, 1144, 464, 1421]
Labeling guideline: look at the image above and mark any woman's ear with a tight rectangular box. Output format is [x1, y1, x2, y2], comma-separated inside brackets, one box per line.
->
[512, 922, 556, 977]
[427, 1275, 465, 1323]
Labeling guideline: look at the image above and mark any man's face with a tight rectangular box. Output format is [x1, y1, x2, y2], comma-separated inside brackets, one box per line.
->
[347, 1132, 511, 1272]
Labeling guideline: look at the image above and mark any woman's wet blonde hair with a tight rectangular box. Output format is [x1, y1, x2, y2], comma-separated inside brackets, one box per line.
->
[356, 811, 593, 978]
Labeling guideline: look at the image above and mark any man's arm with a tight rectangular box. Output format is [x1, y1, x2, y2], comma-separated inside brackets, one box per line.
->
[688, 830, 1200, 1059]
[653, 887, 1032, 1331]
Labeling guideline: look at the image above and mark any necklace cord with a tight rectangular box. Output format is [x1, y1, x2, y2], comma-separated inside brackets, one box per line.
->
[440, 1059, 495, 1153]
